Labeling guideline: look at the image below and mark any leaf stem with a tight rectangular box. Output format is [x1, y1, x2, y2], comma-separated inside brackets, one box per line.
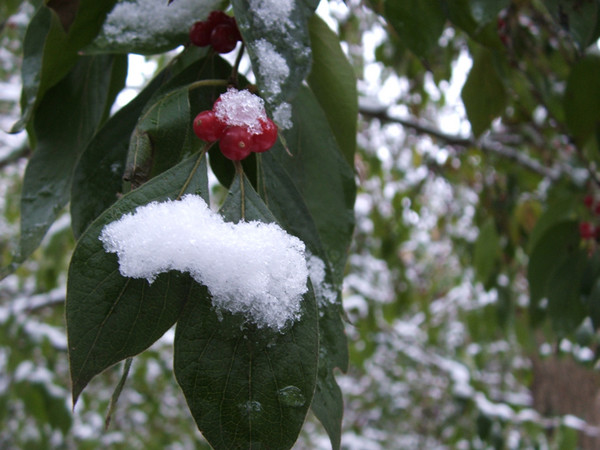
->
[234, 161, 245, 219]
[187, 79, 229, 92]
[177, 146, 210, 199]
[105, 357, 133, 430]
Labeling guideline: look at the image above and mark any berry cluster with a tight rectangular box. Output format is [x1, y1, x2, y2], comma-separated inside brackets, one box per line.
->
[193, 91, 278, 161]
[189, 11, 242, 54]
[580, 194, 600, 240]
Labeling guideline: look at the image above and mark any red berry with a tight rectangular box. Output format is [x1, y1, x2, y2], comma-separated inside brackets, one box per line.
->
[252, 118, 278, 153]
[189, 21, 213, 47]
[219, 126, 255, 160]
[210, 23, 239, 54]
[193, 110, 226, 142]
[585, 194, 595, 209]
[206, 10, 231, 27]
[580, 221, 595, 240]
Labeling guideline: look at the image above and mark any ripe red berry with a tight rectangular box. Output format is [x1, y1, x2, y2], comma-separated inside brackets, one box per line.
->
[210, 23, 239, 54]
[584, 194, 594, 209]
[219, 126, 255, 160]
[580, 221, 596, 240]
[189, 21, 213, 47]
[252, 118, 278, 153]
[193, 110, 226, 142]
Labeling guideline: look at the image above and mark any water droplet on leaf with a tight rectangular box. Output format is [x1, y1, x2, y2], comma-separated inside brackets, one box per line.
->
[238, 400, 262, 417]
[278, 386, 305, 407]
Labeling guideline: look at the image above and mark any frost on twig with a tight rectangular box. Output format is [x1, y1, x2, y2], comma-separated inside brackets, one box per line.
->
[99, 195, 309, 331]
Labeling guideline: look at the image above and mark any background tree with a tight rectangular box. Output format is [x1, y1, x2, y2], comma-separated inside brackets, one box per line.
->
[1, 0, 600, 448]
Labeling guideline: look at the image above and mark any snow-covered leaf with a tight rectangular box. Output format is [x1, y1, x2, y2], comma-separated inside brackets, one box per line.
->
[18, 54, 126, 262]
[231, 0, 317, 113]
[67, 153, 209, 403]
[174, 173, 319, 450]
[85, 0, 227, 55]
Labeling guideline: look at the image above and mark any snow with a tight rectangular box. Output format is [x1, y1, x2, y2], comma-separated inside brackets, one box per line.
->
[99, 194, 309, 330]
[95, 0, 220, 50]
[249, 0, 295, 32]
[214, 88, 267, 135]
[272, 102, 293, 129]
[254, 39, 289, 98]
[307, 254, 337, 305]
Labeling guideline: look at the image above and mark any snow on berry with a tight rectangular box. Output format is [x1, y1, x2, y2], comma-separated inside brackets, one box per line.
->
[213, 88, 268, 134]
[99, 194, 309, 330]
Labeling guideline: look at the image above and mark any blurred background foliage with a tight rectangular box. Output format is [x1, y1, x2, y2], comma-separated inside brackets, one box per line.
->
[2, 0, 600, 448]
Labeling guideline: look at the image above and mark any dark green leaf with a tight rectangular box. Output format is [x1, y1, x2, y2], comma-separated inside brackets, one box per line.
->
[441, 0, 507, 46]
[174, 174, 319, 450]
[527, 220, 580, 325]
[18, 54, 126, 262]
[564, 53, 600, 144]
[260, 153, 347, 448]
[474, 218, 500, 286]
[274, 86, 356, 285]
[383, 0, 446, 57]
[232, 0, 316, 108]
[307, 14, 357, 166]
[67, 153, 209, 403]
[12, 0, 117, 132]
[461, 48, 507, 137]
[545, 0, 600, 49]
[547, 250, 588, 335]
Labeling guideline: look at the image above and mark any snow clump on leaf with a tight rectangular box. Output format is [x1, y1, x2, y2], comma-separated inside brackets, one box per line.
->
[99, 195, 308, 331]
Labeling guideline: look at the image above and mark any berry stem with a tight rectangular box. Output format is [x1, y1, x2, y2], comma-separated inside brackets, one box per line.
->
[187, 79, 229, 92]
[234, 160, 245, 219]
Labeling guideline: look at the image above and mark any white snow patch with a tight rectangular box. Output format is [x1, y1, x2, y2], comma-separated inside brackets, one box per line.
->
[214, 88, 267, 135]
[249, 0, 295, 31]
[254, 39, 289, 98]
[99, 195, 308, 330]
[97, 0, 218, 48]
[307, 254, 337, 305]
[272, 102, 293, 129]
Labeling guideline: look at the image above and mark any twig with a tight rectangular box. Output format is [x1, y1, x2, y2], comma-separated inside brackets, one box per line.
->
[359, 105, 562, 181]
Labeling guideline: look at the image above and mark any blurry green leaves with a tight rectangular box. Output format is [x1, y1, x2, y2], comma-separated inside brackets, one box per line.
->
[461, 48, 507, 137]
[382, 0, 446, 57]
[17, 54, 126, 263]
[545, 0, 600, 50]
[564, 53, 600, 146]
[474, 219, 501, 287]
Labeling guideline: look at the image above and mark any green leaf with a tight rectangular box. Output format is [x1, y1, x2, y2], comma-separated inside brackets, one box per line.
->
[547, 250, 588, 335]
[84, 0, 227, 54]
[383, 0, 446, 57]
[307, 14, 357, 167]
[12, 1, 117, 132]
[67, 152, 209, 403]
[231, 0, 316, 108]
[70, 64, 170, 239]
[527, 220, 580, 325]
[441, 0, 507, 46]
[564, 53, 600, 144]
[545, 0, 600, 49]
[17, 54, 126, 262]
[474, 218, 500, 286]
[461, 48, 507, 137]
[174, 174, 319, 450]
[274, 86, 356, 285]
[259, 153, 347, 448]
